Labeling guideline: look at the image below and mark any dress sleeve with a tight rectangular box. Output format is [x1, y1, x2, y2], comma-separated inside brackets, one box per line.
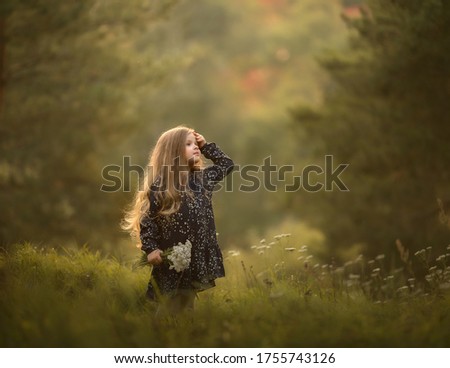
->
[139, 191, 162, 255]
[200, 142, 235, 191]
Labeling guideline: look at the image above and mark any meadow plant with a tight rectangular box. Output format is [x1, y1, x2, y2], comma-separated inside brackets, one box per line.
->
[1, 239, 450, 347]
[135, 240, 192, 272]
[241, 235, 450, 303]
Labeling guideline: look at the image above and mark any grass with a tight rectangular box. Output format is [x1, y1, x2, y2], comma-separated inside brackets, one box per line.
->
[0, 238, 449, 347]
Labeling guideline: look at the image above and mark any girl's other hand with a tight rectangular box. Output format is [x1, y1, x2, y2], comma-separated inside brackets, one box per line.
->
[147, 249, 163, 265]
[193, 131, 206, 149]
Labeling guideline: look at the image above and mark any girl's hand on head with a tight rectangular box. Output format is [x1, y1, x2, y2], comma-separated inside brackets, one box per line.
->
[193, 131, 206, 149]
[147, 249, 163, 265]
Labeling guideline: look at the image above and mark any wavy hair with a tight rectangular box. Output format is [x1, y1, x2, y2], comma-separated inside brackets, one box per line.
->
[121, 126, 203, 245]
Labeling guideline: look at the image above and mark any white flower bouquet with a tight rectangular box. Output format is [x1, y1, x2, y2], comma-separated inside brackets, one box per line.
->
[165, 239, 192, 272]
[135, 240, 192, 273]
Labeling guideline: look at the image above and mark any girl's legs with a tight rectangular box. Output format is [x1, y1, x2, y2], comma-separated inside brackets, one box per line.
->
[177, 289, 196, 311]
[156, 289, 197, 316]
[168, 289, 196, 313]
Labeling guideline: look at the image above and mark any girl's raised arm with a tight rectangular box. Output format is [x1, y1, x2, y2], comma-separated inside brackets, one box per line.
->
[200, 142, 235, 191]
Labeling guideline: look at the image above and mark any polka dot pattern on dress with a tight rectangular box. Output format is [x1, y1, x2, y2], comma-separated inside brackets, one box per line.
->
[139, 142, 235, 299]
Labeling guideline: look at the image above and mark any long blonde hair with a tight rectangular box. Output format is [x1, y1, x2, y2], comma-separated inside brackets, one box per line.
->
[121, 126, 203, 244]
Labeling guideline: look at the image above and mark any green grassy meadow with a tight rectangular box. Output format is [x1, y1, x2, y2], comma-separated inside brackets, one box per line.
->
[1, 238, 449, 348]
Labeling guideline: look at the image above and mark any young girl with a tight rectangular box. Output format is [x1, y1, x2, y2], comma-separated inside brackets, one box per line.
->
[122, 126, 234, 312]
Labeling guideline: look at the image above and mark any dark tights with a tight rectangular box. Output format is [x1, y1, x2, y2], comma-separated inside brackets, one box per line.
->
[156, 289, 197, 316]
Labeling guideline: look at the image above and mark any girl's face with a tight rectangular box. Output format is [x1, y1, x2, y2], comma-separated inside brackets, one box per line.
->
[185, 132, 200, 166]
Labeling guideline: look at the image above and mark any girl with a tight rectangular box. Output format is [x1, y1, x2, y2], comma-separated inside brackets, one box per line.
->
[122, 126, 234, 313]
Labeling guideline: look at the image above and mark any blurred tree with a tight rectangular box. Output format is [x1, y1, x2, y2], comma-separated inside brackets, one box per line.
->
[0, 0, 181, 247]
[0, 0, 349, 253]
[132, 0, 347, 250]
[290, 0, 450, 258]
[341, 0, 364, 6]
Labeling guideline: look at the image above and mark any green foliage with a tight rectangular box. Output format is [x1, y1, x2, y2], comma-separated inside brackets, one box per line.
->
[7, 0, 447, 271]
[110, 0, 349, 249]
[0, 0, 182, 246]
[0, 0, 349, 252]
[1, 240, 449, 347]
[290, 0, 450, 258]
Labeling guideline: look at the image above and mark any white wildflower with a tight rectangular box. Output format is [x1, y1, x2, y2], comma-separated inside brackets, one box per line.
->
[436, 255, 445, 262]
[228, 250, 240, 257]
[166, 240, 192, 273]
[397, 286, 409, 293]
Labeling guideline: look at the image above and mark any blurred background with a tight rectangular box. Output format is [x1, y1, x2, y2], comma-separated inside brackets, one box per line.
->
[1, 0, 449, 264]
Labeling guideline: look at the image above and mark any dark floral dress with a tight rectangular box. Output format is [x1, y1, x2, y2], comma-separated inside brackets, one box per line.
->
[139, 142, 234, 300]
